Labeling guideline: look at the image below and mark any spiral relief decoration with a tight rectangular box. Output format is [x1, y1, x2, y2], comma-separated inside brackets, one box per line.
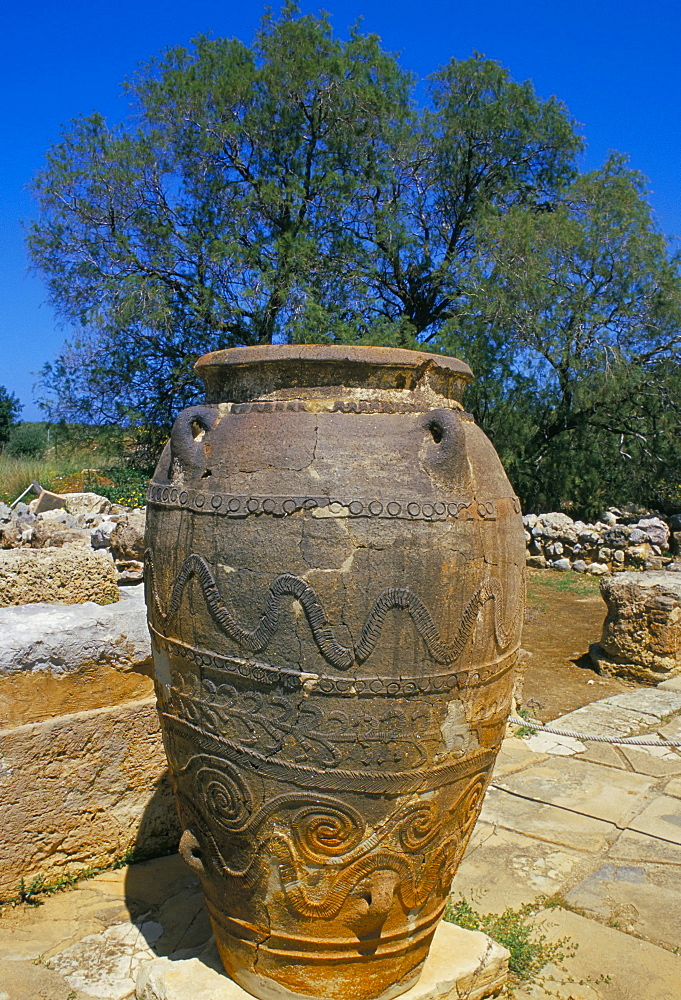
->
[191, 759, 253, 832]
[292, 803, 365, 861]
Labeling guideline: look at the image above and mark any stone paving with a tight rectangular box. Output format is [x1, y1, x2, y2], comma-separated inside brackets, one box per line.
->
[1, 684, 680, 1000]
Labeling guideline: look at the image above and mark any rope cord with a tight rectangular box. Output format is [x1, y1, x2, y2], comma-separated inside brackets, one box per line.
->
[508, 716, 681, 748]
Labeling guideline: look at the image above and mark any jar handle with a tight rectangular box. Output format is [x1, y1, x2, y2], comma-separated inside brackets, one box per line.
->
[170, 405, 218, 478]
[179, 828, 206, 875]
[419, 408, 472, 492]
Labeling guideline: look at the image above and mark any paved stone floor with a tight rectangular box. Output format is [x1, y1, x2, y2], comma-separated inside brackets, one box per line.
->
[1, 682, 680, 1000]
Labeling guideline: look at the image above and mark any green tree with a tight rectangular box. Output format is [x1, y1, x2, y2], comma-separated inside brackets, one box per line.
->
[451, 155, 681, 514]
[29, 6, 412, 438]
[28, 8, 578, 433]
[0, 387, 22, 446]
[27, 6, 680, 513]
[7, 422, 48, 458]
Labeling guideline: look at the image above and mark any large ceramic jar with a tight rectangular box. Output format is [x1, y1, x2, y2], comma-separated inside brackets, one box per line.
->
[145, 345, 524, 1000]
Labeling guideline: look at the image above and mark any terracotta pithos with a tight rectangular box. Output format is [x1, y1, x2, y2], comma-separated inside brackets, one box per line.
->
[144, 345, 525, 1000]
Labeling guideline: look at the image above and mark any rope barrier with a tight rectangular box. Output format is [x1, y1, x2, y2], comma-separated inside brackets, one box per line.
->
[507, 716, 681, 748]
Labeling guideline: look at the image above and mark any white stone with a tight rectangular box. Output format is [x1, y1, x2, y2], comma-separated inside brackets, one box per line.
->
[61, 492, 116, 515]
[553, 558, 571, 572]
[587, 563, 609, 575]
[524, 732, 586, 756]
[637, 517, 670, 549]
[91, 516, 119, 548]
[0, 583, 150, 677]
[50, 919, 164, 999]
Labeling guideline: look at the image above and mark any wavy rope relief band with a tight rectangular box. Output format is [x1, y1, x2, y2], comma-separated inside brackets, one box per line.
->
[145, 551, 521, 670]
[508, 717, 681, 747]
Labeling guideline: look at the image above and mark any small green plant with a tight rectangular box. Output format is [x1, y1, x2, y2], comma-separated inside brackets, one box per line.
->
[2, 842, 179, 908]
[17, 875, 46, 906]
[513, 706, 538, 738]
[444, 896, 575, 982]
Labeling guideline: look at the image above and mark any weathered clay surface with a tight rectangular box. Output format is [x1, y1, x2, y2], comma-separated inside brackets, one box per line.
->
[590, 572, 681, 682]
[145, 346, 525, 1000]
[135, 921, 510, 1000]
[0, 584, 152, 726]
[0, 545, 119, 607]
[0, 699, 180, 897]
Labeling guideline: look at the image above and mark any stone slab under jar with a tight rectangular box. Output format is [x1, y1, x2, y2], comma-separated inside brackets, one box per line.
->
[135, 921, 510, 1000]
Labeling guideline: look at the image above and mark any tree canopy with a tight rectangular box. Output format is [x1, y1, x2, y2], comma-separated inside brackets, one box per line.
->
[0, 388, 22, 446]
[28, 5, 681, 515]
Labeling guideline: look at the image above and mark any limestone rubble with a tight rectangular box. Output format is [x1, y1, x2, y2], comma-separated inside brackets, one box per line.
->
[523, 508, 677, 575]
[0, 492, 146, 599]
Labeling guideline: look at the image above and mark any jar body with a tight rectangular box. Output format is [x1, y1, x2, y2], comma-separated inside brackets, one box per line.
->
[145, 346, 525, 1000]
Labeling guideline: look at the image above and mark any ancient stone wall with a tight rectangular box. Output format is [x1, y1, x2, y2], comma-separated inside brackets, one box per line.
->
[0, 585, 180, 899]
[523, 509, 680, 576]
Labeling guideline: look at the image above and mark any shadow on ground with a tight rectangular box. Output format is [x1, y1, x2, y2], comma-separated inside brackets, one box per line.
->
[124, 772, 213, 959]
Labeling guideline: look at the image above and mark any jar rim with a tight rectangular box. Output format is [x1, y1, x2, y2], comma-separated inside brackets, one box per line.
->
[195, 344, 473, 403]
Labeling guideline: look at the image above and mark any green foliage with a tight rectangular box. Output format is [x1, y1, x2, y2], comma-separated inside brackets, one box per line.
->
[26, 5, 680, 512]
[6, 422, 49, 458]
[512, 705, 538, 738]
[0, 426, 130, 506]
[83, 467, 150, 507]
[444, 896, 575, 981]
[457, 154, 681, 516]
[1, 843, 177, 908]
[16, 876, 46, 907]
[0, 386, 22, 445]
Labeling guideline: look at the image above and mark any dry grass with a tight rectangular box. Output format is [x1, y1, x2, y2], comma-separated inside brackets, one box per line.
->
[0, 450, 123, 505]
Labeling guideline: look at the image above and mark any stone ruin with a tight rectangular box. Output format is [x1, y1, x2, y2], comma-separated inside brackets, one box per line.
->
[590, 571, 681, 684]
[0, 492, 146, 606]
[524, 508, 680, 576]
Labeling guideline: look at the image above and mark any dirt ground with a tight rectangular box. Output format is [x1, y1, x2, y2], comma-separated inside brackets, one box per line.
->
[520, 569, 636, 722]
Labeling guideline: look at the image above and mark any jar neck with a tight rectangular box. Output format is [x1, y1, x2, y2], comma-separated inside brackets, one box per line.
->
[215, 384, 464, 412]
[196, 346, 473, 405]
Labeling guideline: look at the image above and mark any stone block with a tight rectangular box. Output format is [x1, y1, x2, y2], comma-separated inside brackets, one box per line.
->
[607, 829, 681, 865]
[564, 861, 681, 950]
[0, 584, 153, 727]
[30, 520, 91, 547]
[492, 756, 655, 828]
[0, 698, 181, 898]
[135, 921, 509, 1000]
[478, 787, 615, 852]
[551, 698, 659, 739]
[592, 572, 681, 682]
[532, 907, 681, 1000]
[0, 546, 119, 607]
[658, 675, 681, 691]
[61, 492, 117, 515]
[626, 794, 681, 845]
[455, 824, 589, 914]
[31, 487, 67, 513]
[110, 509, 146, 561]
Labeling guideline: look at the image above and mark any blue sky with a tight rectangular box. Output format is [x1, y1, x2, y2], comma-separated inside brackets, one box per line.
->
[1, 0, 680, 420]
